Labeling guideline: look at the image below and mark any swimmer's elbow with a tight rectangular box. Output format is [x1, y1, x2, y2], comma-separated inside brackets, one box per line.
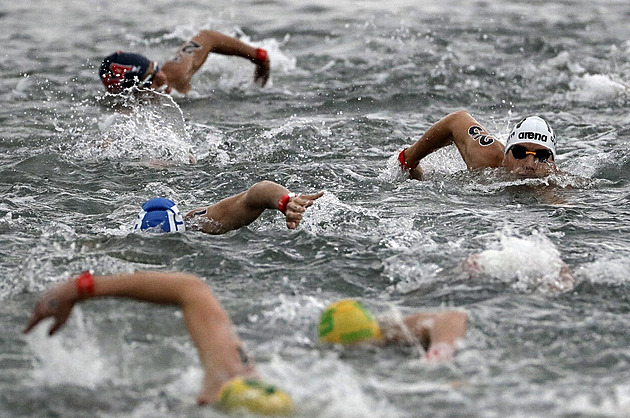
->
[176, 274, 213, 301]
[448, 110, 473, 120]
[441, 311, 468, 333]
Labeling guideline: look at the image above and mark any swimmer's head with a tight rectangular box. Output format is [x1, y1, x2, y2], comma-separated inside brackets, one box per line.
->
[99, 51, 158, 93]
[505, 116, 557, 158]
[318, 299, 383, 345]
[133, 197, 185, 233]
[218, 377, 293, 416]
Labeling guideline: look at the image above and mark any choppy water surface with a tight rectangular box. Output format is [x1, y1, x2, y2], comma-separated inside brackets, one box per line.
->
[2, 0, 630, 416]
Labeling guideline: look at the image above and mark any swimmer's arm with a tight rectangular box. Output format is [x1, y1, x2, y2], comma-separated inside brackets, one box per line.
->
[193, 181, 324, 233]
[191, 30, 270, 86]
[383, 311, 467, 361]
[23, 271, 255, 404]
[558, 264, 575, 291]
[415, 311, 467, 357]
[401, 110, 504, 175]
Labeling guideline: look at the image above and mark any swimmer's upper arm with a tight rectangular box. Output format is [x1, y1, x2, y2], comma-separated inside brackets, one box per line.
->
[200, 189, 267, 234]
[164, 31, 220, 78]
[449, 111, 505, 169]
[404, 110, 503, 172]
[190, 30, 259, 70]
[187, 31, 217, 71]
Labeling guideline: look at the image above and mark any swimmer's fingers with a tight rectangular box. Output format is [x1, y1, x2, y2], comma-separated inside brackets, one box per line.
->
[47, 307, 73, 336]
[285, 196, 315, 217]
[410, 165, 424, 181]
[283, 192, 323, 229]
[284, 206, 304, 229]
[23, 299, 49, 334]
[23, 291, 75, 336]
[254, 60, 270, 87]
[298, 191, 325, 202]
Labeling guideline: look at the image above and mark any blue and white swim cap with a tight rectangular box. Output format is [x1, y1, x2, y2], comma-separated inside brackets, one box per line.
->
[505, 116, 557, 158]
[133, 198, 185, 233]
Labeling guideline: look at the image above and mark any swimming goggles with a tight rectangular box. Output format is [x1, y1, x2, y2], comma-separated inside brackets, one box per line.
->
[509, 145, 553, 162]
[139, 63, 160, 87]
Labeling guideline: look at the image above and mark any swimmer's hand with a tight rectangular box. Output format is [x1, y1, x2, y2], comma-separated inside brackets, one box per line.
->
[284, 191, 324, 229]
[23, 281, 77, 336]
[410, 164, 424, 181]
[425, 342, 455, 362]
[254, 58, 270, 87]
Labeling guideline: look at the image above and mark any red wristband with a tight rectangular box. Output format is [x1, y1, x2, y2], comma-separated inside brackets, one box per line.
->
[256, 48, 268, 63]
[277, 193, 295, 214]
[76, 271, 95, 297]
[398, 148, 418, 171]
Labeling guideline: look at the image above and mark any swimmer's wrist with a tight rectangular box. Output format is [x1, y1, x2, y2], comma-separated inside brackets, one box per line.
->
[277, 193, 296, 214]
[398, 148, 418, 171]
[255, 48, 268, 63]
[75, 270, 95, 299]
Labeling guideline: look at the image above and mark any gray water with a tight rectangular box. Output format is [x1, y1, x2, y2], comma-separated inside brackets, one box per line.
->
[2, 0, 630, 416]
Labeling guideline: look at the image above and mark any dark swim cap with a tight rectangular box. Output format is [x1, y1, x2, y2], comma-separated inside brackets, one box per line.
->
[99, 51, 153, 93]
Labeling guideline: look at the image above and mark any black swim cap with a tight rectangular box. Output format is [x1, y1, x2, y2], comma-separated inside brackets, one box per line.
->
[99, 51, 153, 93]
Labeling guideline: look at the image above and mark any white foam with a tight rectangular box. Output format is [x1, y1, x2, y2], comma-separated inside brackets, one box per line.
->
[259, 351, 398, 418]
[260, 293, 327, 329]
[296, 191, 373, 234]
[25, 308, 113, 388]
[577, 256, 630, 286]
[67, 93, 196, 164]
[547, 51, 586, 75]
[466, 229, 574, 293]
[568, 73, 629, 103]
[553, 383, 630, 415]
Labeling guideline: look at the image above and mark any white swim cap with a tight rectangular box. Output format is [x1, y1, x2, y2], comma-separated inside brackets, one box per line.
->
[505, 116, 556, 158]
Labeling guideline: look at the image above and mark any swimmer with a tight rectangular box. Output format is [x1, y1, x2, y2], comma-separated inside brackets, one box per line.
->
[319, 300, 467, 362]
[398, 111, 558, 180]
[99, 30, 271, 94]
[23, 271, 292, 415]
[134, 181, 325, 234]
[22, 273, 464, 412]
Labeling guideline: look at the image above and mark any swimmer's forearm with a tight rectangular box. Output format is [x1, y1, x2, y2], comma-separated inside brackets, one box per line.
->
[196, 30, 263, 62]
[91, 271, 213, 305]
[404, 112, 462, 164]
[24, 271, 227, 339]
[241, 180, 291, 210]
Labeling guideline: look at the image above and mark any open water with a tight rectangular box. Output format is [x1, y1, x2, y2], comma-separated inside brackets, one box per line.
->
[2, 0, 630, 416]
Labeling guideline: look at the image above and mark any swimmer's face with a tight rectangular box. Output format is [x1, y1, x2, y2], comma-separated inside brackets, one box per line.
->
[503, 142, 557, 178]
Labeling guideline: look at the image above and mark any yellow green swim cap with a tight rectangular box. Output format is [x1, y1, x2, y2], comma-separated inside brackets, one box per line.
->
[218, 377, 293, 415]
[318, 299, 383, 344]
